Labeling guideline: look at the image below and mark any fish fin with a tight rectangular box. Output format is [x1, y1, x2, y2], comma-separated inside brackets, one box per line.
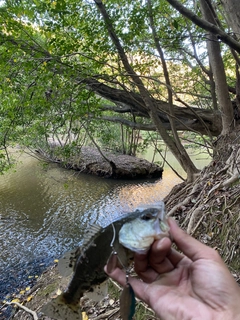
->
[84, 280, 108, 302]
[83, 224, 102, 244]
[41, 294, 82, 320]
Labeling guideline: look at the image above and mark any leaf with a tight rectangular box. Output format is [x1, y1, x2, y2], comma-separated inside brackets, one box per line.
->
[26, 296, 33, 302]
[25, 286, 31, 291]
[173, 19, 179, 30]
[56, 288, 62, 295]
[82, 312, 88, 320]
[11, 298, 20, 303]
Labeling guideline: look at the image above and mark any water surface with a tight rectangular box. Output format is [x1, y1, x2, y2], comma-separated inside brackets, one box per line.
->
[0, 151, 182, 302]
[0, 148, 210, 305]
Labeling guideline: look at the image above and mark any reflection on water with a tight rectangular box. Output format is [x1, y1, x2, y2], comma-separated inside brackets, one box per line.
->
[0, 154, 180, 266]
[0, 149, 209, 302]
[141, 146, 211, 178]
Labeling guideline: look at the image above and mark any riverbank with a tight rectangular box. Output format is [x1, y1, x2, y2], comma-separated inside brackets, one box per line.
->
[2, 133, 240, 319]
[4, 264, 155, 320]
[6, 159, 240, 319]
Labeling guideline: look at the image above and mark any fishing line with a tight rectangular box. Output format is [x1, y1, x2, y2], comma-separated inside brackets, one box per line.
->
[109, 223, 129, 272]
[110, 223, 116, 248]
[109, 223, 135, 320]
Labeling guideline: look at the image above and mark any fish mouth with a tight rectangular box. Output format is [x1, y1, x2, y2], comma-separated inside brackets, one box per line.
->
[118, 204, 170, 254]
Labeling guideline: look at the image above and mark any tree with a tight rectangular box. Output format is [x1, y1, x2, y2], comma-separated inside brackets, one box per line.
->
[0, 0, 239, 180]
[199, 0, 233, 134]
[220, 0, 240, 40]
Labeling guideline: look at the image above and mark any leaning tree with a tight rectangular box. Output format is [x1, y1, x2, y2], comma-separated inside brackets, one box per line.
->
[0, 0, 240, 181]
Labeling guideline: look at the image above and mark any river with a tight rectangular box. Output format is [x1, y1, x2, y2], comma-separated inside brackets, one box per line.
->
[0, 149, 210, 309]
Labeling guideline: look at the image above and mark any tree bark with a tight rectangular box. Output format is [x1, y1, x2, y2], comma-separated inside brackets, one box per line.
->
[85, 78, 223, 136]
[199, 0, 234, 135]
[221, 0, 240, 40]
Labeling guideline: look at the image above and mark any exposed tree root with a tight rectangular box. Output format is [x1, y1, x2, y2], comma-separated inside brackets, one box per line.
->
[89, 308, 119, 319]
[165, 132, 240, 282]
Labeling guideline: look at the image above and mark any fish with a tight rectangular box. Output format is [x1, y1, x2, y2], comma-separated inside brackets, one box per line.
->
[41, 201, 170, 320]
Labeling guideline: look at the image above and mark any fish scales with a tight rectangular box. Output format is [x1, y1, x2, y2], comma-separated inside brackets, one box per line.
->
[42, 202, 170, 320]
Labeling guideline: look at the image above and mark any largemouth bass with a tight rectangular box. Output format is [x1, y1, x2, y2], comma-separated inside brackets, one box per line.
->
[41, 202, 170, 320]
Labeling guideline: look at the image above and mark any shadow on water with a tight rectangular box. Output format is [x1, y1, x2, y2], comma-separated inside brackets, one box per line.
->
[0, 149, 210, 318]
[0, 256, 54, 300]
[0, 256, 55, 319]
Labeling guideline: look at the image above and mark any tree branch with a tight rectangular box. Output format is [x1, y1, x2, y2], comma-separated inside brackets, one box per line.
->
[5, 302, 38, 320]
[84, 78, 222, 135]
[166, 0, 240, 54]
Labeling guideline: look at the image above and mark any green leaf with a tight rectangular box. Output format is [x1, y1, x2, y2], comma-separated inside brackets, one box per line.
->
[173, 19, 179, 30]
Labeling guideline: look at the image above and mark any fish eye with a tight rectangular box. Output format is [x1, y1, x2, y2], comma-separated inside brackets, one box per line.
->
[141, 213, 153, 220]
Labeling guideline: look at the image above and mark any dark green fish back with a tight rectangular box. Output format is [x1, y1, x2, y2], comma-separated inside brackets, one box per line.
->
[42, 204, 168, 320]
[58, 224, 102, 277]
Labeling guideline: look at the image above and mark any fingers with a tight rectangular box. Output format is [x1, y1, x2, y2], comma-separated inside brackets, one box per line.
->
[134, 237, 172, 280]
[106, 251, 119, 274]
[134, 235, 187, 282]
[104, 265, 149, 301]
[134, 257, 159, 283]
[148, 237, 176, 275]
[149, 236, 172, 265]
[149, 236, 187, 267]
[164, 246, 187, 267]
[104, 264, 176, 306]
[106, 218, 221, 289]
[104, 265, 127, 287]
[168, 218, 221, 262]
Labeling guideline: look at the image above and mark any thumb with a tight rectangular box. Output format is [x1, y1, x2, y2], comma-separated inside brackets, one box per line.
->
[168, 218, 219, 262]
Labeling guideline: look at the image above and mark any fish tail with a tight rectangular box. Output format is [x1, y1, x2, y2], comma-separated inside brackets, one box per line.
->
[41, 293, 82, 320]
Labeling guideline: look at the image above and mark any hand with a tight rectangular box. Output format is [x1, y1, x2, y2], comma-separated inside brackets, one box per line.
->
[105, 218, 240, 320]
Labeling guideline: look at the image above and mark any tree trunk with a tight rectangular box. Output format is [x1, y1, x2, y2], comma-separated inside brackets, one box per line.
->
[95, 0, 199, 181]
[199, 0, 234, 135]
[147, 0, 199, 181]
[221, 0, 240, 39]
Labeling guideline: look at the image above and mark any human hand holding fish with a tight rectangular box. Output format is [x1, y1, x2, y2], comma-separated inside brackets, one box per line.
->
[105, 218, 240, 320]
[41, 202, 170, 320]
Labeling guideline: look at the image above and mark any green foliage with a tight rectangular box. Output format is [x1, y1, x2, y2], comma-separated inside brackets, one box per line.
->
[0, 0, 238, 172]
